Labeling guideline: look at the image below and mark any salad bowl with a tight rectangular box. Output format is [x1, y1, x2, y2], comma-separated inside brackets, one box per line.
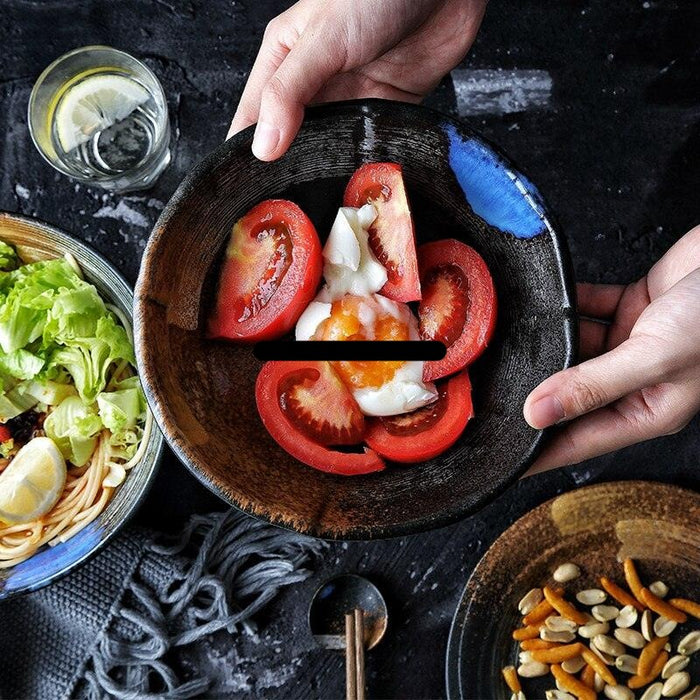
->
[134, 99, 577, 539]
[0, 212, 163, 598]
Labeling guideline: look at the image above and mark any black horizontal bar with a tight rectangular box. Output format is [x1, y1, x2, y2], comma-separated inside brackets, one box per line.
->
[254, 340, 446, 362]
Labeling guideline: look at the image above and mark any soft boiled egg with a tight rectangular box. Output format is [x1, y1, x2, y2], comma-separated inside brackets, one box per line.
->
[295, 205, 437, 417]
[297, 293, 437, 416]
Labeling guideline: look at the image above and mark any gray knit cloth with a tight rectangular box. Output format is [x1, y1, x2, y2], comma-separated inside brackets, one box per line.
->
[0, 510, 326, 699]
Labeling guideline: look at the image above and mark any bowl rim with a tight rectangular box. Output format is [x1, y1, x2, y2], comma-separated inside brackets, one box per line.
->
[134, 98, 578, 541]
[0, 210, 164, 598]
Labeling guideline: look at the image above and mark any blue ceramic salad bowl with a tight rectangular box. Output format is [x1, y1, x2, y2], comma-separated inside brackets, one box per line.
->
[0, 212, 163, 598]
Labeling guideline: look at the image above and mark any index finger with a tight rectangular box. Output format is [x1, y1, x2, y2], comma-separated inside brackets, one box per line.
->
[227, 27, 293, 139]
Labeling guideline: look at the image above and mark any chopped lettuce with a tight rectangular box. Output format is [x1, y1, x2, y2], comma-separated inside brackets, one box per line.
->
[97, 383, 146, 461]
[0, 438, 14, 458]
[44, 395, 103, 467]
[42, 284, 107, 344]
[0, 259, 80, 353]
[0, 382, 39, 422]
[0, 242, 19, 272]
[22, 379, 76, 406]
[97, 386, 144, 432]
[50, 316, 134, 402]
[0, 240, 144, 466]
[108, 426, 143, 461]
[0, 348, 45, 380]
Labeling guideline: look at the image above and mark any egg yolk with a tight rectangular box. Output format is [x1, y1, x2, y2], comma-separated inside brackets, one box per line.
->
[313, 295, 410, 389]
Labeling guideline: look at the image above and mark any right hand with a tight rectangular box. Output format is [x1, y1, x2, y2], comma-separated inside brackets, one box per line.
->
[228, 0, 488, 160]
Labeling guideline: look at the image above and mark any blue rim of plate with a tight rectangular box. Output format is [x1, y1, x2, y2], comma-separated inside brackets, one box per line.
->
[0, 211, 163, 599]
[134, 98, 578, 540]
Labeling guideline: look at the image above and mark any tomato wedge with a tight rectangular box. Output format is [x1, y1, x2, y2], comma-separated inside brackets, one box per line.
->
[364, 370, 473, 463]
[418, 239, 496, 381]
[343, 162, 421, 302]
[255, 361, 385, 475]
[208, 199, 322, 343]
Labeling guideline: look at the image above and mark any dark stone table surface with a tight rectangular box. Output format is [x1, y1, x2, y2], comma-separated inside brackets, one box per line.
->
[1, 0, 698, 697]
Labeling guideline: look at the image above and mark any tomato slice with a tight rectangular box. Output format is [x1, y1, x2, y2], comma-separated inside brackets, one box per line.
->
[343, 163, 421, 302]
[417, 239, 496, 381]
[256, 361, 384, 475]
[364, 370, 473, 463]
[208, 200, 322, 342]
[0, 425, 11, 443]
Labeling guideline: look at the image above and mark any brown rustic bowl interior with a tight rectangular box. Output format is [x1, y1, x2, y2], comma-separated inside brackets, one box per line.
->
[135, 100, 576, 539]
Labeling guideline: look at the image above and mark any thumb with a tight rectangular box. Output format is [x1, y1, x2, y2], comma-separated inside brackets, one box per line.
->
[252, 29, 346, 161]
[523, 335, 669, 429]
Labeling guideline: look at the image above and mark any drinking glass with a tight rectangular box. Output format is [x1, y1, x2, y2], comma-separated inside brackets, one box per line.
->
[28, 45, 171, 193]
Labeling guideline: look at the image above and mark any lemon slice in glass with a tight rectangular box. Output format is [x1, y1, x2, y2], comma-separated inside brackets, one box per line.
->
[0, 437, 67, 524]
[55, 73, 151, 153]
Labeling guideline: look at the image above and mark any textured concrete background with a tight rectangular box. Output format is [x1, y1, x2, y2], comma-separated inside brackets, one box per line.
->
[1, 0, 699, 697]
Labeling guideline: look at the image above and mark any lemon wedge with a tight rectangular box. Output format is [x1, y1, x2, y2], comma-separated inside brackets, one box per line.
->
[0, 437, 67, 524]
[55, 73, 150, 153]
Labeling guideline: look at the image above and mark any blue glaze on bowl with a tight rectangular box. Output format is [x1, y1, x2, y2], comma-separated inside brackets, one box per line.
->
[445, 123, 548, 239]
[3, 524, 102, 593]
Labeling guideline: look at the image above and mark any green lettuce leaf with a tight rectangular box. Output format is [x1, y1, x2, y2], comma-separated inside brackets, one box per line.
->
[97, 386, 144, 432]
[108, 426, 143, 461]
[0, 348, 45, 380]
[0, 259, 81, 353]
[0, 438, 14, 458]
[44, 395, 103, 467]
[42, 284, 107, 344]
[0, 382, 39, 422]
[0, 242, 19, 272]
[22, 379, 77, 406]
[97, 381, 146, 461]
[48, 316, 135, 403]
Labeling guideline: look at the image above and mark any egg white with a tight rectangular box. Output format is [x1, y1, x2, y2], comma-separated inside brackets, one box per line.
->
[353, 361, 437, 417]
[294, 205, 437, 417]
[295, 301, 332, 341]
[322, 204, 387, 299]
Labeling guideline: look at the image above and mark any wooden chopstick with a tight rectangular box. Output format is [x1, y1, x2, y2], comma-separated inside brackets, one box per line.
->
[345, 612, 358, 700]
[354, 608, 366, 700]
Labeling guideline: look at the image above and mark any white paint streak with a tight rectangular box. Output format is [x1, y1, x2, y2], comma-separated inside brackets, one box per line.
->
[257, 658, 302, 689]
[14, 184, 30, 199]
[412, 563, 436, 593]
[93, 200, 150, 228]
[452, 68, 553, 116]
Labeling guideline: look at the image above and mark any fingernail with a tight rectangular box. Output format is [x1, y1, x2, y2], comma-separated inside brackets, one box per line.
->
[527, 395, 565, 429]
[252, 121, 280, 160]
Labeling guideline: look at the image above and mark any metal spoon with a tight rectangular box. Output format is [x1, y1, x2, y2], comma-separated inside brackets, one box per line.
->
[309, 574, 388, 700]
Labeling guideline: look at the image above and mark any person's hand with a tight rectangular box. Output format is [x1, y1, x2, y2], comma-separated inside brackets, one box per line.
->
[524, 225, 700, 474]
[228, 0, 487, 160]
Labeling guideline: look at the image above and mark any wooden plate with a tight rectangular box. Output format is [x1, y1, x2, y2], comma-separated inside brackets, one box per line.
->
[446, 480, 700, 698]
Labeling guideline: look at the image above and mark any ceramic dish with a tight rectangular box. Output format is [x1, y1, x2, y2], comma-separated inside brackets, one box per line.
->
[134, 99, 576, 539]
[446, 480, 700, 698]
[0, 212, 163, 598]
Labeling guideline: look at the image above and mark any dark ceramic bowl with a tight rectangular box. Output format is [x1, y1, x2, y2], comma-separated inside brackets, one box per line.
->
[134, 99, 576, 539]
[446, 480, 700, 699]
[0, 212, 163, 598]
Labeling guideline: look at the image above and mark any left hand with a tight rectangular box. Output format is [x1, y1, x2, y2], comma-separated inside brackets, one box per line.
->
[524, 225, 700, 474]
